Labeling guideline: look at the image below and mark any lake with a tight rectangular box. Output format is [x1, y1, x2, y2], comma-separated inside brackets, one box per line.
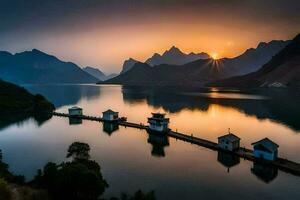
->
[1, 84, 300, 199]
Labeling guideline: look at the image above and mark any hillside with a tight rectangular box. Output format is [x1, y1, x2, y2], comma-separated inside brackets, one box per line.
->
[104, 59, 232, 86]
[103, 40, 289, 86]
[0, 79, 54, 114]
[0, 49, 98, 84]
[209, 33, 300, 88]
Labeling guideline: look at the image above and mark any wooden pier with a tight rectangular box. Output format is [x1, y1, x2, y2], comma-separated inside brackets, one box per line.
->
[53, 111, 300, 176]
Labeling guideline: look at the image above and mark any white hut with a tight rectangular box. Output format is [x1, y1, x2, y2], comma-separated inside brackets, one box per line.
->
[218, 132, 240, 151]
[251, 138, 279, 161]
[147, 113, 169, 133]
[102, 109, 119, 121]
[68, 106, 83, 116]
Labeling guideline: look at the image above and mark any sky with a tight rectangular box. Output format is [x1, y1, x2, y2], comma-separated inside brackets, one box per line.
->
[0, 0, 300, 74]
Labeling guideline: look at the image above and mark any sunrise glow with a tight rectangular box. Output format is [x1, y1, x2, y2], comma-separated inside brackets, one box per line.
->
[211, 53, 219, 60]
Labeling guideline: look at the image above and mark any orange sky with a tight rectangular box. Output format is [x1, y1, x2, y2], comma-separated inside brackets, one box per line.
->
[1, 0, 299, 73]
[37, 21, 297, 74]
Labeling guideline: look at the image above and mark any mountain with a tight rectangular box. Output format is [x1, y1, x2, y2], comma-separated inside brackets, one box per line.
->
[145, 46, 210, 66]
[83, 66, 107, 81]
[105, 73, 118, 80]
[209, 33, 300, 88]
[103, 39, 290, 87]
[0, 79, 54, 114]
[104, 60, 228, 87]
[119, 47, 210, 74]
[0, 49, 99, 84]
[121, 58, 139, 74]
[222, 40, 290, 75]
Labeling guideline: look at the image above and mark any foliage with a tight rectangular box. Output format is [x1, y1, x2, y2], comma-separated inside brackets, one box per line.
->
[67, 142, 91, 160]
[0, 178, 11, 200]
[32, 142, 108, 200]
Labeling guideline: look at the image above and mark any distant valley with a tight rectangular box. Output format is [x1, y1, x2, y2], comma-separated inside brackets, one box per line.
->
[83, 66, 117, 81]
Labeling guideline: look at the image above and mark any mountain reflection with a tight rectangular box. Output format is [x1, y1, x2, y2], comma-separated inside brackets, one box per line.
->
[25, 84, 101, 108]
[122, 86, 300, 131]
[0, 113, 52, 131]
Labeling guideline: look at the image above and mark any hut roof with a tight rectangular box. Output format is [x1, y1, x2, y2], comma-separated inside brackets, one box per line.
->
[218, 133, 240, 142]
[251, 138, 279, 152]
[103, 109, 118, 114]
[69, 106, 82, 110]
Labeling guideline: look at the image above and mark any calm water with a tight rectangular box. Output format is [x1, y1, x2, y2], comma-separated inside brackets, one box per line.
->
[1, 84, 300, 199]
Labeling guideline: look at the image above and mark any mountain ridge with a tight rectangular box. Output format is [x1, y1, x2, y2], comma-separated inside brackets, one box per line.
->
[104, 39, 290, 86]
[120, 46, 210, 74]
[209, 34, 300, 88]
[0, 49, 99, 84]
[145, 46, 210, 66]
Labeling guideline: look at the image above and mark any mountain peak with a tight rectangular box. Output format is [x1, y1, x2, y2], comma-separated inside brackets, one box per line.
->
[121, 57, 139, 74]
[31, 49, 46, 55]
[127, 57, 137, 62]
[163, 46, 183, 55]
[170, 45, 180, 51]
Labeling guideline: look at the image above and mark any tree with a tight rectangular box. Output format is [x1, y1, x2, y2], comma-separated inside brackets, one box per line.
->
[0, 150, 2, 162]
[67, 142, 91, 160]
[33, 142, 108, 200]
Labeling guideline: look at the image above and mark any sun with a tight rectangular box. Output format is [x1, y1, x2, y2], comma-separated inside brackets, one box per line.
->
[211, 53, 218, 60]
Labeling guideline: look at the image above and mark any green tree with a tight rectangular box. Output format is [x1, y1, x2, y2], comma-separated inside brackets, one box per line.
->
[67, 142, 91, 160]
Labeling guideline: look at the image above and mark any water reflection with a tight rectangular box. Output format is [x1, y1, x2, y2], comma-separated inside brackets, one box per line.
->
[217, 151, 240, 173]
[0, 113, 52, 131]
[251, 162, 278, 183]
[1, 84, 300, 200]
[69, 118, 83, 125]
[103, 122, 119, 135]
[147, 134, 169, 157]
[122, 86, 300, 131]
[24, 84, 101, 108]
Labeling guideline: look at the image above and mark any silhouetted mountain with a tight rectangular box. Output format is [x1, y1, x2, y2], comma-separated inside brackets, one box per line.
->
[0, 79, 54, 113]
[146, 46, 210, 66]
[83, 66, 107, 81]
[210, 34, 300, 88]
[104, 40, 289, 86]
[82, 66, 117, 81]
[105, 73, 118, 80]
[0, 79, 54, 129]
[121, 58, 139, 74]
[0, 49, 98, 84]
[223, 40, 290, 75]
